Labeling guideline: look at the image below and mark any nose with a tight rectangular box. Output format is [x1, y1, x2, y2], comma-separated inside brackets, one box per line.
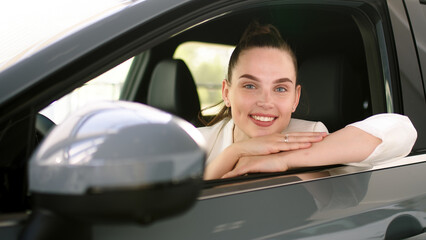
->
[256, 89, 273, 109]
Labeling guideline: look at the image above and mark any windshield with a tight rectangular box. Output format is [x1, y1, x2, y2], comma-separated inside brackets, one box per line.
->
[0, 0, 139, 72]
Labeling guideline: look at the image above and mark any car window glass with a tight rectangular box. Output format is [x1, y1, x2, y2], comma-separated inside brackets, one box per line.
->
[404, 1, 426, 96]
[173, 41, 234, 115]
[40, 58, 133, 124]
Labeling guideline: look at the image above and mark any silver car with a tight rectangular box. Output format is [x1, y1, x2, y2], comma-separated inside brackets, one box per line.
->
[1, 0, 426, 239]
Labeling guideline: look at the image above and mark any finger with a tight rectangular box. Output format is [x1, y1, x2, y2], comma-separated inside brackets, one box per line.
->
[278, 142, 312, 151]
[279, 133, 326, 143]
[222, 156, 287, 178]
[222, 167, 251, 179]
[284, 135, 325, 143]
[271, 142, 312, 153]
[221, 169, 246, 178]
[221, 170, 239, 179]
[284, 132, 328, 137]
[222, 157, 257, 178]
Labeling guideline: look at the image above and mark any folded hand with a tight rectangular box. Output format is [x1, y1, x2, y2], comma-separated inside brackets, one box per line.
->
[222, 152, 289, 178]
[234, 132, 327, 158]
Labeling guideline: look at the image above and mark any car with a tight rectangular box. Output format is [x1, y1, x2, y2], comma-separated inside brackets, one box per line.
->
[1, 0, 426, 239]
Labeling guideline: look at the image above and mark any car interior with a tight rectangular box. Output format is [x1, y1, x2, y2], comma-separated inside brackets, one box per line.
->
[1, 2, 389, 212]
[128, 5, 378, 132]
[119, 4, 386, 190]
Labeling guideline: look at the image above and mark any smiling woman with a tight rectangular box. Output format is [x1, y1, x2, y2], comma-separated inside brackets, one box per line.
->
[225, 47, 299, 138]
[199, 22, 417, 180]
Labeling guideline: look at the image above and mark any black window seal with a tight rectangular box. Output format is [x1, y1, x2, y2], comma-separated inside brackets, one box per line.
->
[203, 165, 343, 189]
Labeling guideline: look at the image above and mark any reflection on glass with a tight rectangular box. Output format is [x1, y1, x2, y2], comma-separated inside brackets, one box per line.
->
[40, 58, 133, 124]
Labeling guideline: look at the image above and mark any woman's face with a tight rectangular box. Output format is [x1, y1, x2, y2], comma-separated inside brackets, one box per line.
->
[223, 47, 300, 141]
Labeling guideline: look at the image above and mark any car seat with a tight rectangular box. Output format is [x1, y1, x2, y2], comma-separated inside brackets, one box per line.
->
[293, 54, 371, 132]
[147, 59, 202, 126]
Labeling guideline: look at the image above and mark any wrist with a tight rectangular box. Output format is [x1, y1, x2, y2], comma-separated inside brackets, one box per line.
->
[204, 146, 240, 180]
[279, 149, 306, 170]
[230, 142, 244, 159]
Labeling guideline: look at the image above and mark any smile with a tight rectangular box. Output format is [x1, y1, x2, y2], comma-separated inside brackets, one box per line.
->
[249, 114, 277, 127]
[251, 115, 275, 122]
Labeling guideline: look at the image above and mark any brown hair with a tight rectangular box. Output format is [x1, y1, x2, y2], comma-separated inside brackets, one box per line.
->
[202, 22, 298, 126]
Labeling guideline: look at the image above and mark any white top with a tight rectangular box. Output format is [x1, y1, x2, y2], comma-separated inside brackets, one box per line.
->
[198, 113, 417, 167]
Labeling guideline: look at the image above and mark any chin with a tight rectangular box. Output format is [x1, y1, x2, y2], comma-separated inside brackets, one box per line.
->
[250, 129, 277, 138]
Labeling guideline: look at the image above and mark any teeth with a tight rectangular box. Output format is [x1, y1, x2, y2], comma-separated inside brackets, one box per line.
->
[252, 115, 275, 122]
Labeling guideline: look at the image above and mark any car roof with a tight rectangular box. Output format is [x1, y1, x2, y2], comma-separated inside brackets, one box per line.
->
[0, 0, 134, 72]
[0, 0, 190, 107]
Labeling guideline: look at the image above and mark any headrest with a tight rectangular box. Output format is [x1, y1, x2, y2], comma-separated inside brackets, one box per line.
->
[147, 59, 201, 124]
[293, 54, 370, 132]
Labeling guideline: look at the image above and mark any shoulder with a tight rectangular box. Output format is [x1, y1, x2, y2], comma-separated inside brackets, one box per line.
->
[347, 113, 417, 166]
[198, 118, 234, 165]
[347, 113, 416, 139]
[285, 118, 329, 133]
[198, 118, 231, 140]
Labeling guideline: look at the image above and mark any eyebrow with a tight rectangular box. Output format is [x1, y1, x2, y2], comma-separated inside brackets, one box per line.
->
[239, 74, 294, 84]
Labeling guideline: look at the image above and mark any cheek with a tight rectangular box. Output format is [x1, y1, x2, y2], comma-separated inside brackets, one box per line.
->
[275, 96, 297, 114]
[231, 97, 247, 116]
[235, 93, 257, 112]
[231, 92, 256, 113]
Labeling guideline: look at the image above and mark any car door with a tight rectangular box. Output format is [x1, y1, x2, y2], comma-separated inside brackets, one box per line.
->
[1, 0, 426, 239]
[93, 0, 426, 239]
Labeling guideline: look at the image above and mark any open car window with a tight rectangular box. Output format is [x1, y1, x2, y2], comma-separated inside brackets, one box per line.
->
[46, 2, 389, 183]
[40, 58, 133, 124]
[152, 2, 401, 193]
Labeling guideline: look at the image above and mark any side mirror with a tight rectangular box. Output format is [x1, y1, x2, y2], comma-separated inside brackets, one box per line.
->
[22, 101, 206, 239]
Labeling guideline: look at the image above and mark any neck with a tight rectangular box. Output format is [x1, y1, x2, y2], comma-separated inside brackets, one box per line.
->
[233, 124, 251, 143]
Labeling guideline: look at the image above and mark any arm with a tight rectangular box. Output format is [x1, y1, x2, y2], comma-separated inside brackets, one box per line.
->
[346, 113, 417, 166]
[204, 132, 327, 180]
[223, 114, 417, 178]
[222, 126, 381, 178]
[204, 144, 240, 180]
[285, 126, 381, 168]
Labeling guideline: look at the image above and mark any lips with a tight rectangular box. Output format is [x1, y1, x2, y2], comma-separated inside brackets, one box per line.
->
[251, 115, 275, 122]
[250, 114, 277, 127]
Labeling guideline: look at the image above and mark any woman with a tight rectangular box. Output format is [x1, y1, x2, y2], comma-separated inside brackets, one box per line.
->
[199, 22, 417, 180]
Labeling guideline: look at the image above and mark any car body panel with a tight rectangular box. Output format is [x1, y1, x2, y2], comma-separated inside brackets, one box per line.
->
[0, 0, 191, 119]
[0, 1, 136, 72]
[94, 159, 426, 239]
[403, 0, 426, 96]
[387, 0, 426, 150]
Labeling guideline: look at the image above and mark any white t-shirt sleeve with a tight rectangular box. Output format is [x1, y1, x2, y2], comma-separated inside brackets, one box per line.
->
[346, 113, 417, 167]
[313, 121, 329, 133]
[198, 119, 234, 165]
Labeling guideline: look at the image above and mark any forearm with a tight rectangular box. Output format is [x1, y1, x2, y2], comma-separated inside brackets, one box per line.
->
[204, 145, 240, 180]
[285, 126, 381, 169]
[222, 114, 416, 179]
[204, 132, 325, 179]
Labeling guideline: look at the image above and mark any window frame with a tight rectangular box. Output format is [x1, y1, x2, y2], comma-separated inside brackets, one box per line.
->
[119, 0, 416, 197]
[387, 0, 426, 151]
[169, 1, 404, 197]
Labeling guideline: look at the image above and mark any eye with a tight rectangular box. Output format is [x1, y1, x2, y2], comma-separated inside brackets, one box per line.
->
[275, 86, 287, 92]
[244, 84, 255, 89]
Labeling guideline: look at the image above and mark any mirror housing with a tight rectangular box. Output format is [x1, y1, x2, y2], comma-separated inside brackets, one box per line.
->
[28, 101, 206, 224]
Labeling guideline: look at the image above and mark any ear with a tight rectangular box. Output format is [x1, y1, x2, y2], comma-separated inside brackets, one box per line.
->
[292, 84, 301, 112]
[222, 79, 231, 107]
